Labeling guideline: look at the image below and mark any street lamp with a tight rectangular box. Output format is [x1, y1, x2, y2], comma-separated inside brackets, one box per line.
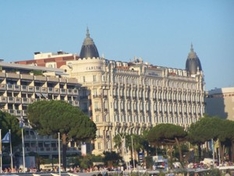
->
[131, 135, 135, 170]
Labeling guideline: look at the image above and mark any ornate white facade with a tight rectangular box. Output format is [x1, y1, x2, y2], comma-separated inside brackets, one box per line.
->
[63, 56, 205, 155]
[11, 29, 206, 156]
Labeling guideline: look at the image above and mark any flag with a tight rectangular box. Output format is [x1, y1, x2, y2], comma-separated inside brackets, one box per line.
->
[19, 116, 24, 128]
[2, 131, 10, 143]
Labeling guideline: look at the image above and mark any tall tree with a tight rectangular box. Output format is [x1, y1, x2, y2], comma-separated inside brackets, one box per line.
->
[103, 151, 122, 168]
[218, 119, 234, 162]
[187, 115, 223, 161]
[147, 123, 187, 164]
[0, 111, 21, 146]
[27, 100, 97, 170]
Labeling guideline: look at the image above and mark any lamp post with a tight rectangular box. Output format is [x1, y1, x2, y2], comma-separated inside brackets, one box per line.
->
[131, 135, 135, 170]
[19, 116, 26, 172]
[58, 132, 61, 176]
[0, 129, 2, 173]
[21, 127, 25, 172]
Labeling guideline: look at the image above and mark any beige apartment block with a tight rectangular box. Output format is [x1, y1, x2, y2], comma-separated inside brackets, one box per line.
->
[206, 87, 234, 121]
[0, 62, 83, 158]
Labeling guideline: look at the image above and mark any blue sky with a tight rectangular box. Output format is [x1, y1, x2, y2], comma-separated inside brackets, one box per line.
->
[0, 1, 234, 90]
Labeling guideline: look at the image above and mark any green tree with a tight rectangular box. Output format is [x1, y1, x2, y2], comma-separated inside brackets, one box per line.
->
[78, 154, 94, 169]
[103, 151, 122, 168]
[147, 123, 187, 165]
[187, 115, 223, 161]
[218, 119, 234, 162]
[113, 133, 125, 154]
[0, 111, 21, 146]
[27, 100, 97, 170]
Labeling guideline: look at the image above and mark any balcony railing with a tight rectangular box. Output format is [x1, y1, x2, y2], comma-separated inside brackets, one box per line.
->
[0, 84, 6, 90]
[0, 96, 7, 103]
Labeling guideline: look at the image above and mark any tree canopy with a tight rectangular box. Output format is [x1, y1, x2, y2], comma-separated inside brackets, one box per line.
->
[187, 115, 223, 145]
[27, 100, 97, 169]
[147, 123, 187, 146]
[147, 123, 187, 163]
[0, 111, 21, 146]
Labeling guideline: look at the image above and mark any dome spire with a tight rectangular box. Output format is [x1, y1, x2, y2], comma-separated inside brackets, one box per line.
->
[79, 28, 99, 59]
[190, 43, 194, 52]
[185, 44, 202, 75]
[86, 27, 90, 38]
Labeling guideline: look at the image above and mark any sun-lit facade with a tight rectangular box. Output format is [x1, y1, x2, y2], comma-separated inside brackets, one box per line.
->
[0, 62, 82, 159]
[59, 30, 206, 155]
[13, 29, 206, 156]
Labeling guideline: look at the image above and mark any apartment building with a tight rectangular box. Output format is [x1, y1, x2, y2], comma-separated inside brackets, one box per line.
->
[205, 87, 234, 121]
[15, 51, 78, 68]
[0, 61, 83, 159]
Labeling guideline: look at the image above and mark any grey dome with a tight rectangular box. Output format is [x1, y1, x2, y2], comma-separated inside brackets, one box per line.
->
[185, 44, 202, 74]
[79, 28, 99, 59]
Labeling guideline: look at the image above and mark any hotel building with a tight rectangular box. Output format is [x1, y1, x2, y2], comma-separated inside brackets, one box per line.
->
[15, 29, 206, 156]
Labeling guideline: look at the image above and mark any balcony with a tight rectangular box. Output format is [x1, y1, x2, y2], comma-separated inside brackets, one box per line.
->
[7, 84, 14, 90]
[15, 110, 22, 116]
[15, 97, 21, 104]
[7, 109, 22, 116]
[8, 97, 14, 103]
[28, 86, 35, 92]
[35, 86, 41, 92]
[0, 72, 6, 77]
[0, 84, 6, 91]
[73, 89, 78, 94]
[94, 108, 101, 112]
[14, 85, 21, 91]
[54, 88, 60, 94]
[34, 75, 46, 81]
[93, 94, 102, 98]
[60, 89, 67, 95]
[21, 74, 34, 80]
[48, 87, 53, 93]
[114, 122, 121, 126]
[41, 87, 48, 93]
[96, 135, 103, 139]
[6, 73, 20, 79]
[0, 96, 7, 103]
[22, 98, 29, 104]
[47, 77, 59, 82]
[72, 101, 79, 106]
[67, 89, 78, 95]
[21, 85, 27, 92]
[104, 108, 108, 112]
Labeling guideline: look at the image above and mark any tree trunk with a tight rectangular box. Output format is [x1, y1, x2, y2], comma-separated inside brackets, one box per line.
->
[175, 137, 183, 163]
[232, 140, 234, 162]
[62, 133, 67, 171]
[198, 144, 202, 162]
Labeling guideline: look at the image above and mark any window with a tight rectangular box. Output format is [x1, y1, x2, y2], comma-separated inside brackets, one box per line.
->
[98, 142, 101, 150]
[96, 115, 99, 122]
[93, 75, 96, 82]
[83, 76, 85, 83]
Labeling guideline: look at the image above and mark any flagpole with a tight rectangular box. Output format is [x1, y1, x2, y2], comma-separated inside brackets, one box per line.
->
[21, 127, 25, 172]
[58, 132, 61, 176]
[9, 129, 13, 172]
[0, 129, 2, 173]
